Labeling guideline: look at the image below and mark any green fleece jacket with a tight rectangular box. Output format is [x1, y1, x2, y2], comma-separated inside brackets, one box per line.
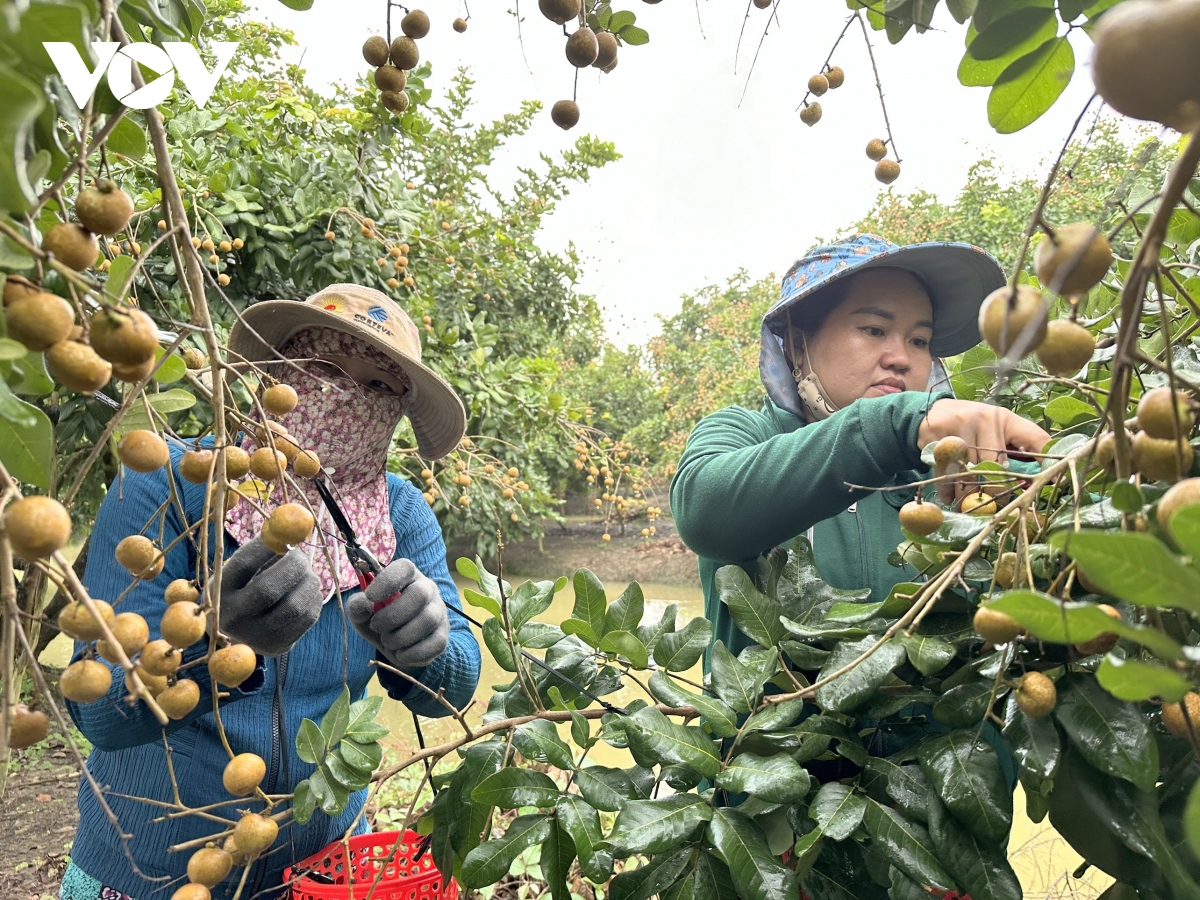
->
[671, 390, 949, 663]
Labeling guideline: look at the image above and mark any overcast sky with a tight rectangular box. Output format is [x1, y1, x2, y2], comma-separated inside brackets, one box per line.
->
[246, 0, 1104, 343]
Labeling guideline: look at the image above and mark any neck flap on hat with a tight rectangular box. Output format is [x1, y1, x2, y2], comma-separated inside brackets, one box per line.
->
[226, 326, 412, 597]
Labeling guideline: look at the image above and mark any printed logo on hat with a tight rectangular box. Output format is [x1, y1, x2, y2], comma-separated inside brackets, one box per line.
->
[321, 299, 345, 314]
[366, 305, 389, 322]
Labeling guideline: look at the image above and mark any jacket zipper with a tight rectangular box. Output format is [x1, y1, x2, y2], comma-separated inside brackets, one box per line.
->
[250, 650, 289, 897]
[848, 502, 868, 584]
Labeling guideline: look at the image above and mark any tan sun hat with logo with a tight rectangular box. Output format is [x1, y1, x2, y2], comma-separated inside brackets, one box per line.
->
[228, 283, 466, 460]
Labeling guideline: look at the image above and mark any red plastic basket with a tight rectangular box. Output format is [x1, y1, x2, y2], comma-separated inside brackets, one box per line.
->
[283, 831, 458, 900]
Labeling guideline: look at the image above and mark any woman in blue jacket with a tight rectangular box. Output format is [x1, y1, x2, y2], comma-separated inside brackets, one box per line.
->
[60, 284, 481, 900]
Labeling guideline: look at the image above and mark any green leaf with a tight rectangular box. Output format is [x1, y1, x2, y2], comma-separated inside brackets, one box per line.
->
[1045, 395, 1097, 428]
[556, 795, 613, 883]
[461, 814, 553, 890]
[708, 807, 798, 900]
[717, 564, 787, 648]
[603, 795, 712, 857]
[861, 799, 954, 891]
[345, 695, 386, 742]
[810, 782, 868, 841]
[0, 62, 45, 215]
[598, 630, 649, 668]
[742, 698, 804, 735]
[605, 581, 644, 634]
[946, 0, 977, 22]
[624, 705, 722, 778]
[517, 621, 564, 649]
[325, 747, 372, 789]
[1002, 692, 1061, 782]
[933, 680, 999, 729]
[716, 752, 812, 803]
[926, 794, 1021, 900]
[574, 765, 640, 812]
[0, 338, 26, 361]
[654, 616, 712, 671]
[296, 718, 327, 765]
[864, 757, 930, 823]
[566, 568, 608, 645]
[276, 0, 315, 9]
[894, 633, 956, 676]
[106, 116, 147, 159]
[309, 765, 349, 816]
[338, 736, 382, 774]
[0, 396, 52, 488]
[1097, 655, 1191, 703]
[709, 641, 771, 714]
[968, 7, 1056, 60]
[463, 587, 501, 619]
[541, 818, 576, 900]
[987, 37, 1075, 133]
[456, 557, 480, 580]
[1054, 530, 1200, 614]
[483, 617, 517, 672]
[319, 686, 350, 748]
[153, 349, 187, 385]
[618, 23, 649, 45]
[648, 670, 738, 738]
[889, 866, 931, 900]
[1055, 672, 1158, 792]
[1184, 777, 1200, 861]
[292, 779, 316, 825]
[608, 10, 636, 30]
[1166, 503, 1200, 559]
[637, 603, 678, 655]
[508, 578, 555, 631]
[918, 731, 1013, 846]
[985, 590, 1181, 660]
[471, 767, 562, 808]
[513, 719, 575, 770]
[814, 636, 907, 713]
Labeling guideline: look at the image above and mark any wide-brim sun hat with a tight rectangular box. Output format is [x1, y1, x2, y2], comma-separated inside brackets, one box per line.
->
[228, 284, 466, 460]
[764, 233, 1006, 358]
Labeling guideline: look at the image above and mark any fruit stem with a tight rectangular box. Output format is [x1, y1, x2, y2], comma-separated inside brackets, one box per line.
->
[854, 11, 900, 164]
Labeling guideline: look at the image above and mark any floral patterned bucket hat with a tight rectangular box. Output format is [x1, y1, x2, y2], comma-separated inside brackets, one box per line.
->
[759, 233, 1005, 418]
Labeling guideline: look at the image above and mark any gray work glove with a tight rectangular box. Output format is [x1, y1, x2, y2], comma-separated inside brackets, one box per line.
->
[346, 559, 449, 669]
[219, 536, 323, 657]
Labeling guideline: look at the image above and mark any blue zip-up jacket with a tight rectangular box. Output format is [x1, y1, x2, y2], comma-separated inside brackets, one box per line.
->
[64, 443, 481, 898]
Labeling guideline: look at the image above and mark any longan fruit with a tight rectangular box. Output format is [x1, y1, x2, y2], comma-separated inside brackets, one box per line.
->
[1162, 692, 1200, 738]
[825, 65, 845, 88]
[1036, 319, 1096, 376]
[1137, 387, 1195, 440]
[124, 665, 168, 697]
[180, 449, 215, 485]
[1132, 431, 1192, 483]
[390, 35, 419, 70]
[551, 99, 580, 130]
[453, 16, 468, 31]
[250, 448, 287, 481]
[4, 495, 72, 559]
[10, 705, 50, 749]
[291, 449, 322, 479]
[171, 884, 211, 900]
[160, 601, 207, 649]
[60, 659, 112, 703]
[961, 491, 997, 516]
[89, 306, 159, 366]
[114, 535, 163, 579]
[1035, 223, 1114, 296]
[210, 644, 257, 688]
[58, 599, 115, 641]
[182, 347, 206, 370]
[800, 103, 822, 126]
[45, 340, 111, 392]
[266, 503, 315, 545]
[978, 285, 1048, 357]
[262, 384, 298, 415]
[42, 223, 98, 271]
[187, 847, 233, 888]
[140, 639, 181, 677]
[233, 812, 279, 856]
[1074, 604, 1123, 656]
[362, 35, 390, 66]
[5, 292, 75, 352]
[1015, 671, 1056, 718]
[401, 9, 430, 38]
[808, 73, 829, 95]
[974, 606, 1020, 644]
[2, 274, 41, 307]
[165, 578, 200, 605]
[158, 678, 200, 719]
[866, 138, 888, 161]
[874, 160, 901, 184]
[1157, 477, 1200, 529]
[119, 430, 170, 473]
[898, 500, 943, 536]
[223, 446, 251, 481]
[223, 752, 266, 796]
[97, 611, 150, 661]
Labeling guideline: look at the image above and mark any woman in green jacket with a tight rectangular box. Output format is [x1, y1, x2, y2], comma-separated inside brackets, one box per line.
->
[670, 233, 1051, 663]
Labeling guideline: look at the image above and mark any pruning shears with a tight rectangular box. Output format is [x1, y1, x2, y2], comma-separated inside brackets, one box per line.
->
[310, 473, 629, 716]
[312, 476, 387, 607]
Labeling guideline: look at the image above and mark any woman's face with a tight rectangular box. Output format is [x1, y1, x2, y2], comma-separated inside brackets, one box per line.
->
[804, 268, 935, 409]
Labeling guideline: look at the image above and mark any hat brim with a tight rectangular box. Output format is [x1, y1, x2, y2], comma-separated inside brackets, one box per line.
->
[227, 301, 466, 460]
[765, 242, 1005, 357]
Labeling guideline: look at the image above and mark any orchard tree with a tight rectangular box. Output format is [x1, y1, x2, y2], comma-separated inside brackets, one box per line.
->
[2, 0, 1200, 899]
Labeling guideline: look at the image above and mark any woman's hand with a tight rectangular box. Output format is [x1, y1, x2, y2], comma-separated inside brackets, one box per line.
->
[346, 559, 449, 670]
[918, 398, 1051, 504]
[220, 537, 323, 657]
